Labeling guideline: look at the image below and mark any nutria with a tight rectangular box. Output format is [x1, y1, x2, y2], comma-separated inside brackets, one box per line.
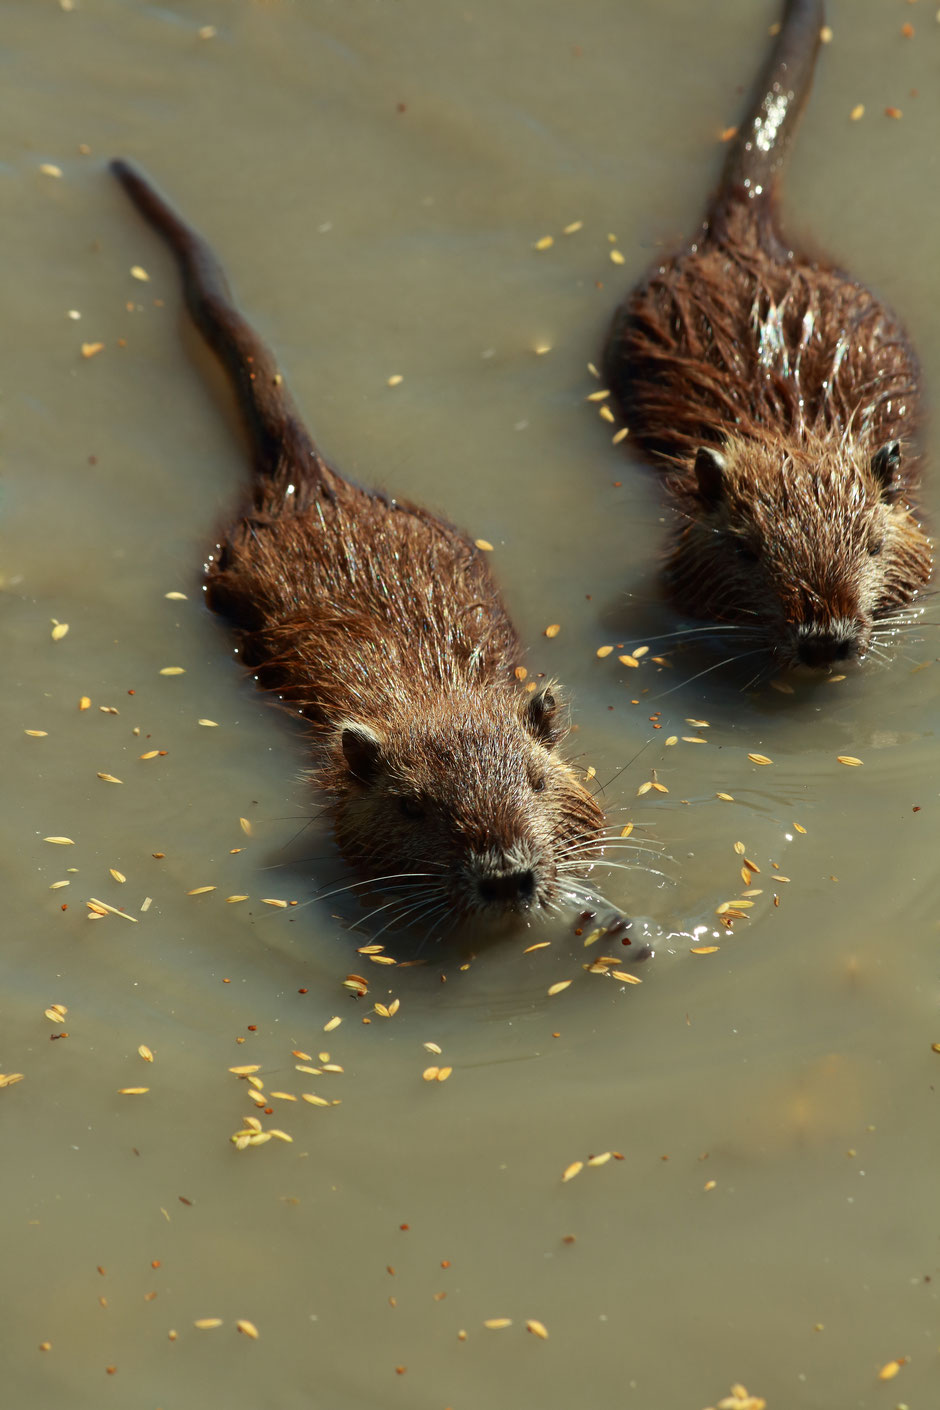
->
[111, 160, 609, 930]
[603, 0, 931, 671]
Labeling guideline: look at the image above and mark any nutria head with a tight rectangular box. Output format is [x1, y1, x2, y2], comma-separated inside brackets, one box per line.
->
[322, 683, 605, 926]
[666, 431, 932, 671]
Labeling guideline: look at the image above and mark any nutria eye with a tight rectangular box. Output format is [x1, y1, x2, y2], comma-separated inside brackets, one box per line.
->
[734, 538, 759, 563]
[398, 796, 424, 819]
[869, 537, 885, 557]
[531, 775, 547, 793]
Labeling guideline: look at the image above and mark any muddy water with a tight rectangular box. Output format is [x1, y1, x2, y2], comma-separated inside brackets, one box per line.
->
[3, 2, 939, 1406]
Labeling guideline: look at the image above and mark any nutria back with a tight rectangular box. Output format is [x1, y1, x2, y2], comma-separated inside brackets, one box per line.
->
[111, 160, 607, 930]
[603, 0, 931, 672]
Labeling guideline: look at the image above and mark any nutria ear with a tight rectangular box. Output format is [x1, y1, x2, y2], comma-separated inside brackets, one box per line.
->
[524, 684, 566, 747]
[693, 446, 727, 504]
[340, 722, 385, 784]
[871, 441, 902, 502]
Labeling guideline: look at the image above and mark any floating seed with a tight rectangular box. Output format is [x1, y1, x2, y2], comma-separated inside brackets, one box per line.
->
[747, 753, 772, 765]
[561, 1161, 583, 1182]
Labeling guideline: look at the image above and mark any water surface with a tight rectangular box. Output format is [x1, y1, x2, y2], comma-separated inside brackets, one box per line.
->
[4, 2, 939, 1407]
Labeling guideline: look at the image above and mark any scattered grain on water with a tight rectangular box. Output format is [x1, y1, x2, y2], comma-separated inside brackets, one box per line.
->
[561, 1161, 583, 1183]
[526, 1319, 549, 1339]
[747, 753, 772, 766]
[547, 981, 572, 996]
[837, 755, 863, 766]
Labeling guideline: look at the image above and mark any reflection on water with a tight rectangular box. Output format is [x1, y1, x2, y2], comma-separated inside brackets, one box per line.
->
[4, 2, 939, 1406]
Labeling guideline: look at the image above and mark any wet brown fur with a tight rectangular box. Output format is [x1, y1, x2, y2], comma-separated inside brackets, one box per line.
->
[111, 160, 605, 926]
[603, 0, 931, 669]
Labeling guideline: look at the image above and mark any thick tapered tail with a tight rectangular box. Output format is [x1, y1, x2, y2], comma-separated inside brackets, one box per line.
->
[111, 159, 315, 476]
[715, 0, 824, 215]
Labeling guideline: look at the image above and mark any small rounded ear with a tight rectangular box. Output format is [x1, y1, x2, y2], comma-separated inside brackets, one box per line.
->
[524, 683, 567, 747]
[693, 446, 727, 505]
[871, 440, 902, 503]
[340, 721, 385, 785]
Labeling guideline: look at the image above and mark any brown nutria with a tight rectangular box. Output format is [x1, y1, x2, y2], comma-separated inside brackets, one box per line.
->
[603, 0, 931, 672]
[110, 159, 608, 931]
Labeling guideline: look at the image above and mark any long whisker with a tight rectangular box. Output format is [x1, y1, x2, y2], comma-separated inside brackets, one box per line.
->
[653, 647, 768, 699]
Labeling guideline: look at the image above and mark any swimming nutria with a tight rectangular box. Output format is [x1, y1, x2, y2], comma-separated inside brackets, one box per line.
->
[111, 160, 606, 928]
[603, 0, 931, 671]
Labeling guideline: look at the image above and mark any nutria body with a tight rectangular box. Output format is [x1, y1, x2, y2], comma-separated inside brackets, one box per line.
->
[111, 160, 605, 927]
[603, 0, 931, 671]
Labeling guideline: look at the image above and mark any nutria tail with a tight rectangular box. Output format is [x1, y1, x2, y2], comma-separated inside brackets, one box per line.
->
[110, 159, 321, 479]
[714, 0, 824, 224]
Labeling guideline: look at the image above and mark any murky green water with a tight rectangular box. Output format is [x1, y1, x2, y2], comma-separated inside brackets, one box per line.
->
[4, 2, 939, 1407]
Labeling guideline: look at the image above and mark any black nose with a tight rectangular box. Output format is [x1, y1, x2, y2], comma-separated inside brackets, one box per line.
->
[478, 869, 536, 907]
[796, 634, 856, 668]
